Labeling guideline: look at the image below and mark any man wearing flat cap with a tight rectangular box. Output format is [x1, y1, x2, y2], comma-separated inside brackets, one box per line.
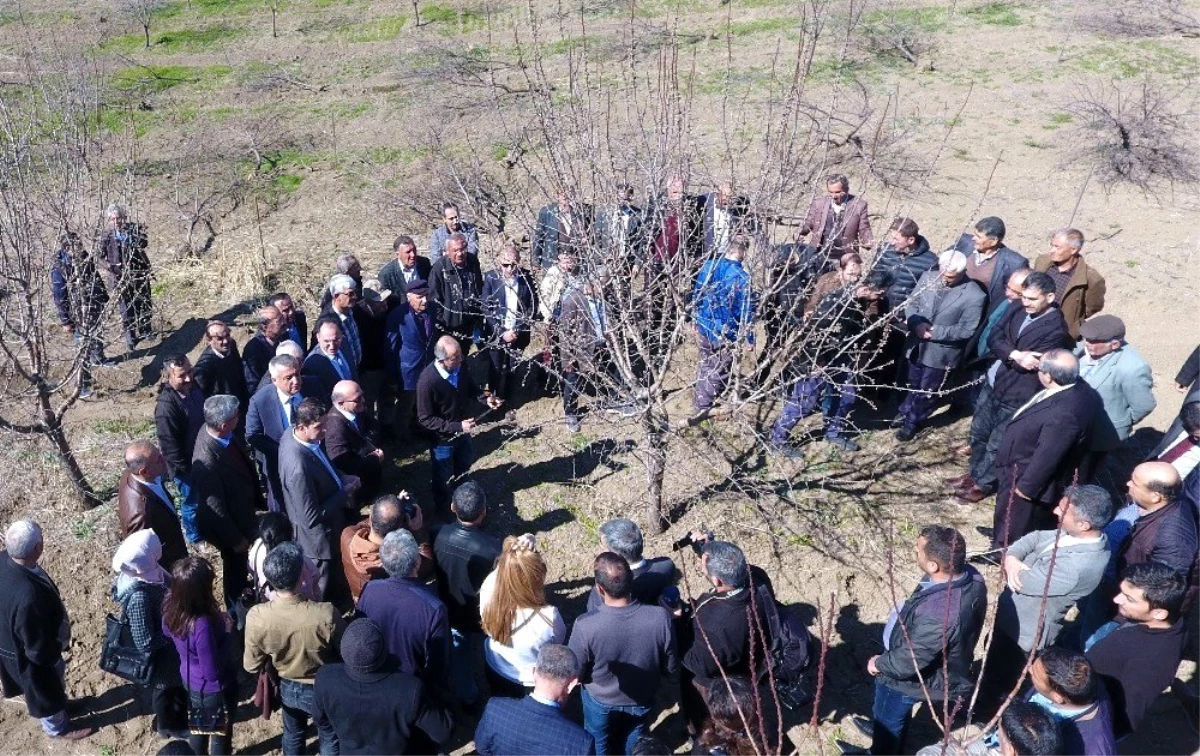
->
[1077, 313, 1156, 473]
[385, 278, 439, 443]
[312, 618, 453, 754]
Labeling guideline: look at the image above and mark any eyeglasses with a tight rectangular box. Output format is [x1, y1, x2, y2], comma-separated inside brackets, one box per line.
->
[500, 263, 517, 268]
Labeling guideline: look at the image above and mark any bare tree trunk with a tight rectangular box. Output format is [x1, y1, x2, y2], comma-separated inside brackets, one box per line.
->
[143, 23, 151, 48]
[411, 0, 420, 27]
[641, 413, 668, 534]
[39, 397, 100, 507]
[271, 5, 278, 38]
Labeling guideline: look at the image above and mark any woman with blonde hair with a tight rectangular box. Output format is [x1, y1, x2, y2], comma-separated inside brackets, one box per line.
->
[479, 534, 566, 697]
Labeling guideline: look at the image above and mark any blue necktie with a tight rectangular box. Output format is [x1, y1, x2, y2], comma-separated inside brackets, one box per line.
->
[281, 396, 297, 428]
[311, 444, 342, 489]
[333, 353, 350, 380]
[447, 369, 459, 388]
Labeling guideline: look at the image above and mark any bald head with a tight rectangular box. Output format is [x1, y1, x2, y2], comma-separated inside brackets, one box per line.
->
[331, 380, 363, 408]
[1128, 461, 1182, 513]
[259, 305, 285, 341]
[434, 335, 461, 363]
[124, 440, 166, 479]
[1039, 349, 1079, 387]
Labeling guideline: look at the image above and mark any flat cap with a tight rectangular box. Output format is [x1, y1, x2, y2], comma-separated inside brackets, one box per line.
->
[1080, 314, 1125, 343]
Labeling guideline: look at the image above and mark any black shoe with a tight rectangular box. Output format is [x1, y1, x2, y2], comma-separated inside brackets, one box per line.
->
[888, 414, 905, 428]
[850, 715, 874, 739]
[826, 435, 860, 452]
[835, 739, 869, 755]
[968, 551, 1001, 567]
[895, 425, 917, 442]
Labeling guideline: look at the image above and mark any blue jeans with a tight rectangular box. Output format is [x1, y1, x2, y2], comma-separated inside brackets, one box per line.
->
[450, 629, 481, 706]
[870, 677, 918, 755]
[771, 368, 858, 444]
[280, 678, 338, 755]
[430, 435, 474, 510]
[581, 687, 652, 756]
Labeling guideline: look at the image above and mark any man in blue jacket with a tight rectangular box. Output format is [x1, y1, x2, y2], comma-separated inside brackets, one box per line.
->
[691, 235, 757, 417]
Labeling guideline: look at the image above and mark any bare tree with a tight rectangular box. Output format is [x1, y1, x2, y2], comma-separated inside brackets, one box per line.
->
[119, 0, 170, 49]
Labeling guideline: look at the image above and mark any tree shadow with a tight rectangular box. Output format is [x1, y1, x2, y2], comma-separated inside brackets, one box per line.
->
[133, 300, 259, 388]
[72, 682, 141, 731]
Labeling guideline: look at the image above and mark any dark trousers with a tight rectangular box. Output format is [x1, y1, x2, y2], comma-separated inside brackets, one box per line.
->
[979, 631, 1028, 714]
[114, 277, 153, 346]
[218, 546, 249, 615]
[563, 370, 586, 419]
[486, 342, 527, 402]
[772, 369, 857, 444]
[870, 677, 919, 755]
[359, 368, 393, 429]
[968, 383, 1017, 492]
[186, 685, 238, 756]
[394, 390, 416, 442]
[898, 362, 952, 430]
[485, 662, 532, 699]
[151, 684, 187, 734]
[431, 435, 474, 510]
[694, 336, 735, 412]
[992, 468, 1057, 548]
[280, 678, 338, 755]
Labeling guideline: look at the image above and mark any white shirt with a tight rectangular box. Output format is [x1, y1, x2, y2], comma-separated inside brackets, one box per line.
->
[712, 205, 731, 255]
[1012, 382, 1072, 419]
[277, 389, 297, 425]
[503, 278, 520, 332]
[478, 570, 567, 685]
[1161, 430, 1200, 478]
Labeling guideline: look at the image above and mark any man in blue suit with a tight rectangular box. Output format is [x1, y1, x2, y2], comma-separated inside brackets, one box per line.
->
[475, 643, 595, 756]
[386, 279, 439, 443]
[246, 354, 304, 512]
[303, 317, 359, 405]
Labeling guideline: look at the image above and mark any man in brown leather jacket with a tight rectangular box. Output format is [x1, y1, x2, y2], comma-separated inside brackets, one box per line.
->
[117, 441, 187, 570]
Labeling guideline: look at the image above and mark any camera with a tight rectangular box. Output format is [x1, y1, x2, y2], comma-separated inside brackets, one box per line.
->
[671, 528, 714, 553]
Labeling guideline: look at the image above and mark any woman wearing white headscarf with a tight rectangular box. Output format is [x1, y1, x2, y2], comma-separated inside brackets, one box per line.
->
[112, 530, 186, 738]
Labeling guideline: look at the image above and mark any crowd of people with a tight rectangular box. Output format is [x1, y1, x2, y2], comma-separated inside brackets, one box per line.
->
[3, 175, 1196, 755]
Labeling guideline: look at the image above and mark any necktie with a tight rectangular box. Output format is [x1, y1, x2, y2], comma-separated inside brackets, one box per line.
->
[311, 445, 342, 488]
[341, 315, 361, 366]
[333, 353, 349, 380]
[447, 369, 459, 388]
[1161, 436, 1197, 464]
[281, 395, 297, 428]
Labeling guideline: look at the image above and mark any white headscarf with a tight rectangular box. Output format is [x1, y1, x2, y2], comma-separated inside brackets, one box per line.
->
[112, 529, 168, 585]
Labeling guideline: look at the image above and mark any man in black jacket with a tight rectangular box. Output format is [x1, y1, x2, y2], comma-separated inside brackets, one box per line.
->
[192, 394, 261, 610]
[242, 306, 286, 390]
[991, 349, 1105, 546]
[416, 336, 502, 510]
[193, 320, 250, 417]
[953, 272, 1073, 503]
[0, 520, 94, 741]
[481, 243, 538, 407]
[843, 525, 986, 756]
[313, 618, 453, 755]
[429, 233, 485, 357]
[433, 481, 502, 710]
[324, 379, 383, 504]
[154, 354, 205, 502]
[379, 235, 433, 296]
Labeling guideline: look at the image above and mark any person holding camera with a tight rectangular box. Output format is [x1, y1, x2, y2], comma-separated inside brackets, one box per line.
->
[340, 493, 433, 604]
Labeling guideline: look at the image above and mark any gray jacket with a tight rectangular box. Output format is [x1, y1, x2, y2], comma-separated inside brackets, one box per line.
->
[1076, 344, 1156, 443]
[994, 530, 1108, 651]
[278, 431, 348, 562]
[905, 271, 987, 370]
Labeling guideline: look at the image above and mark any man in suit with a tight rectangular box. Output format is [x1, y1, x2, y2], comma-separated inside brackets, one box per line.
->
[272, 292, 309, 352]
[154, 355, 205, 485]
[303, 318, 358, 405]
[1033, 228, 1106, 341]
[428, 202, 480, 265]
[594, 183, 645, 275]
[100, 203, 152, 350]
[117, 441, 188, 570]
[559, 272, 617, 433]
[416, 335, 502, 510]
[429, 232, 485, 356]
[481, 242, 538, 407]
[0, 520, 93, 741]
[980, 485, 1112, 709]
[247, 354, 305, 513]
[379, 234, 433, 296]
[951, 216, 1030, 318]
[242, 306, 286, 390]
[193, 320, 250, 414]
[313, 618, 453, 755]
[279, 398, 360, 601]
[700, 183, 753, 259]
[951, 272, 1073, 503]
[991, 350, 1105, 547]
[1148, 397, 1200, 481]
[192, 394, 261, 611]
[1077, 314, 1155, 471]
[320, 274, 364, 370]
[1116, 462, 1198, 604]
[894, 250, 987, 441]
[1175, 345, 1199, 394]
[797, 174, 872, 266]
[533, 190, 594, 272]
[385, 279, 438, 443]
[325, 380, 384, 504]
[475, 643, 595, 756]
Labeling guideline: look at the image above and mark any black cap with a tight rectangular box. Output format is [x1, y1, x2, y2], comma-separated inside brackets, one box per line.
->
[406, 279, 430, 296]
[1079, 314, 1125, 343]
[341, 618, 389, 683]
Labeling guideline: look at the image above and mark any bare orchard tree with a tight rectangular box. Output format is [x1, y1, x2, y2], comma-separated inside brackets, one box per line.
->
[118, 0, 170, 49]
[0, 51, 126, 507]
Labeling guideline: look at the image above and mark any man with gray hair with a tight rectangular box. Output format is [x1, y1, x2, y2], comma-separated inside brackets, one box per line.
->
[193, 394, 261, 609]
[586, 518, 676, 613]
[429, 231, 485, 356]
[894, 248, 987, 442]
[1033, 228, 1106, 341]
[357, 530, 450, 690]
[990, 349, 1108, 547]
[324, 379, 384, 502]
[247, 353, 306, 511]
[100, 202, 152, 349]
[475, 644, 594, 756]
[0, 519, 94, 740]
[322, 273, 363, 369]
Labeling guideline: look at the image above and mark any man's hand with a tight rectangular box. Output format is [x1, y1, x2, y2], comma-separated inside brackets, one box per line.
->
[61, 324, 74, 335]
[502, 331, 517, 343]
[371, 448, 384, 459]
[343, 474, 362, 494]
[1003, 554, 1029, 591]
[914, 323, 932, 341]
[486, 396, 504, 410]
[867, 655, 880, 676]
[1178, 382, 1190, 394]
[461, 418, 477, 433]
[1011, 350, 1042, 371]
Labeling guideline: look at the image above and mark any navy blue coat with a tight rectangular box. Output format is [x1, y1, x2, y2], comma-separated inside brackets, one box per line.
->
[385, 300, 438, 392]
[302, 348, 358, 405]
[475, 695, 595, 756]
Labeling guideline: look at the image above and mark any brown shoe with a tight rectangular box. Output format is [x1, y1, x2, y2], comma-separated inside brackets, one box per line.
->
[54, 727, 95, 741]
[942, 473, 973, 488]
[954, 485, 991, 504]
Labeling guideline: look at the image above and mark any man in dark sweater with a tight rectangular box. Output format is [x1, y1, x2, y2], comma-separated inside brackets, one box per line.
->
[433, 481, 502, 710]
[585, 519, 676, 613]
[1086, 561, 1189, 738]
[193, 320, 250, 413]
[1026, 647, 1116, 756]
[415, 335, 502, 510]
[680, 541, 769, 734]
[570, 553, 678, 755]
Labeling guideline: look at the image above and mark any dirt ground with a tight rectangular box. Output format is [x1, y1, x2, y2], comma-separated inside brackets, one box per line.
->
[1, 0, 1199, 753]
